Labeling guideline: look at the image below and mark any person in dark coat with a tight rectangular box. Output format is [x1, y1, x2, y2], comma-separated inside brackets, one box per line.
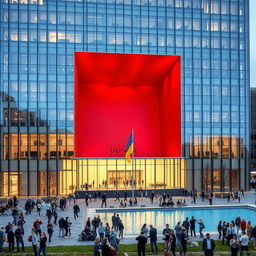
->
[73, 203, 80, 219]
[15, 225, 24, 252]
[149, 225, 158, 254]
[101, 237, 112, 256]
[136, 232, 148, 256]
[190, 216, 196, 237]
[7, 225, 15, 252]
[180, 228, 188, 255]
[202, 233, 215, 256]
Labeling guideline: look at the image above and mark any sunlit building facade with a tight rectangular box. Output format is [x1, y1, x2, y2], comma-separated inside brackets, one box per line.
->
[0, 0, 250, 196]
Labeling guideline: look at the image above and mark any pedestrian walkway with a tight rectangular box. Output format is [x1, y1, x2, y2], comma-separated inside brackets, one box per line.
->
[0, 191, 255, 247]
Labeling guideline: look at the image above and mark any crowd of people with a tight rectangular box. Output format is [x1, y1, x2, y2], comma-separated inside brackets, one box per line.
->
[0, 190, 255, 256]
[0, 196, 81, 255]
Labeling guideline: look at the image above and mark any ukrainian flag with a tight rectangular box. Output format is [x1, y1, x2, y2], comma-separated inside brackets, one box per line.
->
[125, 130, 134, 163]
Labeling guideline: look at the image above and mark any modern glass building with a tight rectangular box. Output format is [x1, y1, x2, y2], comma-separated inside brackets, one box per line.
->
[0, 0, 250, 197]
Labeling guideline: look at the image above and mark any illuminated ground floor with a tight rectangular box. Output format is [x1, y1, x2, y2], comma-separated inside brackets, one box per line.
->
[0, 158, 249, 197]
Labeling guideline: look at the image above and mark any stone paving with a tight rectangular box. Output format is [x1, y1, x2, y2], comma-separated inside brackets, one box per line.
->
[0, 190, 255, 247]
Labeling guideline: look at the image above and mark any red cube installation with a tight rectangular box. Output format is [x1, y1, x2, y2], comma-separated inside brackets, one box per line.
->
[74, 52, 181, 158]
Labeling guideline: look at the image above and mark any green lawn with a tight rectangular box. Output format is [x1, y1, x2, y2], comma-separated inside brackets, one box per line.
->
[0, 241, 256, 255]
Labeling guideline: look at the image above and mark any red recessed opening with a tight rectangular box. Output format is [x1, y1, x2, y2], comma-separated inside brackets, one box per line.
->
[74, 52, 181, 158]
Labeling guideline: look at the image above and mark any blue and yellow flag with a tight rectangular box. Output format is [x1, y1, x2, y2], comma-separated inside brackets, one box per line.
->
[125, 130, 134, 163]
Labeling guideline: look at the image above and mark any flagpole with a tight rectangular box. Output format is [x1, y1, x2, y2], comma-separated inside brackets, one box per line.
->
[132, 128, 135, 198]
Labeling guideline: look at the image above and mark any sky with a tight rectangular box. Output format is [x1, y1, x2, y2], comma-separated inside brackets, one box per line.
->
[250, 0, 256, 86]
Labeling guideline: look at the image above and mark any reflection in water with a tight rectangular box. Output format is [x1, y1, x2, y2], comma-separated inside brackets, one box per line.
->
[97, 207, 256, 236]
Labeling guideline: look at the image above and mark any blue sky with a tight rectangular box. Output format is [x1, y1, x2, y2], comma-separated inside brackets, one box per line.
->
[250, 0, 256, 86]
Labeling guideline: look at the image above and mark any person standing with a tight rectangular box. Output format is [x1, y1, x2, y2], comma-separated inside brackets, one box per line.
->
[104, 223, 110, 240]
[37, 232, 47, 256]
[31, 228, 39, 256]
[167, 233, 176, 256]
[0, 226, 6, 253]
[136, 232, 148, 256]
[202, 233, 215, 256]
[97, 222, 105, 242]
[239, 231, 250, 256]
[93, 236, 102, 256]
[182, 218, 190, 234]
[118, 220, 124, 239]
[47, 220, 54, 243]
[251, 225, 256, 249]
[149, 224, 158, 254]
[174, 221, 182, 247]
[101, 237, 112, 256]
[109, 230, 118, 253]
[101, 193, 107, 208]
[7, 225, 15, 252]
[163, 224, 173, 249]
[180, 228, 188, 256]
[190, 217, 196, 237]
[33, 217, 43, 236]
[15, 225, 24, 252]
[230, 234, 240, 256]
[58, 216, 66, 238]
[141, 224, 148, 238]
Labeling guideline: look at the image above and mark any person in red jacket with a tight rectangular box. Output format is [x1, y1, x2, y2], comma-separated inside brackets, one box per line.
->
[240, 219, 246, 232]
[33, 217, 43, 236]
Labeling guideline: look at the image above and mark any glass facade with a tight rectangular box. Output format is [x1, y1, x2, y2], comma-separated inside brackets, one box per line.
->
[0, 0, 250, 196]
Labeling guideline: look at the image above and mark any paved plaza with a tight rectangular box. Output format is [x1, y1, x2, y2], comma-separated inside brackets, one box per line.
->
[0, 191, 256, 247]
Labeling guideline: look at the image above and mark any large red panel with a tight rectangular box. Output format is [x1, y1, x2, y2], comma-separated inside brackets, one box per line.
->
[74, 52, 181, 158]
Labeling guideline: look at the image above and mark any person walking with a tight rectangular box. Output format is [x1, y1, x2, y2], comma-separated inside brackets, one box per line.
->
[149, 224, 158, 254]
[0, 226, 6, 253]
[190, 217, 196, 237]
[202, 233, 215, 256]
[217, 221, 223, 240]
[37, 232, 47, 256]
[136, 232, 148, 256]
[73, 203, 80, 219]
[15, 225, 24, 252]
[230, 234, 240, 256]
[53, 209, 58, 225]
[7, 225, 15, 252]
[47, 220, 54, 243]
[97, 222, 105, 242]
[239, 231, 250, 256]
[198, 218, 205, 238]
[31, 228, 39, 256]
[11, 207, 19, 226]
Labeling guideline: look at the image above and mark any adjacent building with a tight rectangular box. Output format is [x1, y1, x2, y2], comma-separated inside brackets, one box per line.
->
[0, 0, 250, 196]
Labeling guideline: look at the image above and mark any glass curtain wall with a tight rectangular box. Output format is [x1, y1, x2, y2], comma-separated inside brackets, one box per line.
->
[0, 0, 250, 196]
